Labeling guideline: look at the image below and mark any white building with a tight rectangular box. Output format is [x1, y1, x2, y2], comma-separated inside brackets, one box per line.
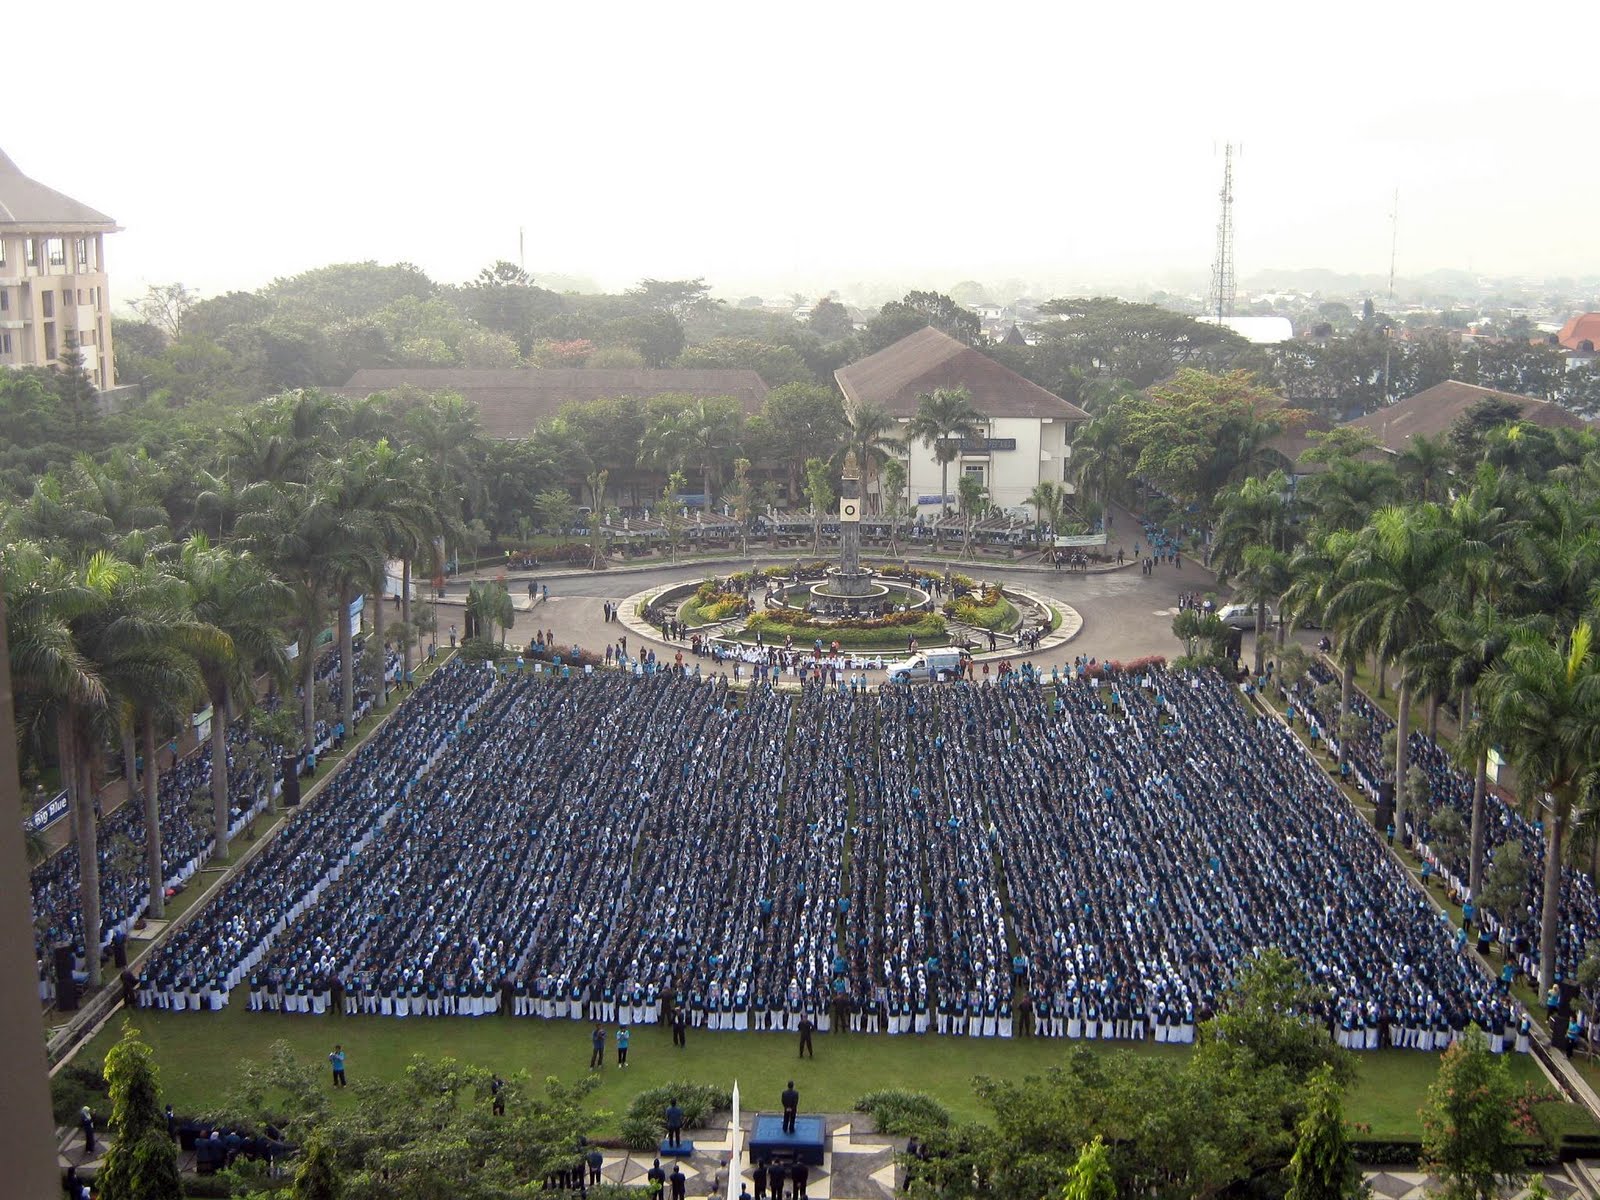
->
[0, 148, 119, 390]
[835, 326, 1089, 516]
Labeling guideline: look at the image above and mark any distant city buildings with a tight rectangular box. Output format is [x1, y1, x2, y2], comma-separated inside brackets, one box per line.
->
[0, 149, 119, 390]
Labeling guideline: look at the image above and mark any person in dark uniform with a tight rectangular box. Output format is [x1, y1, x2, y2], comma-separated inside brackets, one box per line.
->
[665, 1101, 685, 1148]
[797, 1013, 814, 1058]
[79, 1106, 95, 1154]
[589, 1024, 606, 1070]
[491, 1074, 506, 1116]
[587, 1146, 604, 1186]
[792, 1160, 810, 1200]
[781, 1081, 799, 1134]
[646, 1158, 666, 1198]
[670, 1163, 687, 1200]
[753, 1158, 769, 1200]
[672, 1006, 688, 1048]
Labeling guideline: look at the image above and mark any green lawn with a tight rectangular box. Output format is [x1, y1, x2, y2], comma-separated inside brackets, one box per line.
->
[75, 1004, 1567, 1141]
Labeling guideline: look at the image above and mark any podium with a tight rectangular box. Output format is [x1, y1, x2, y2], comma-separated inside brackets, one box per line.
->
[749, 1113, 826, 1166]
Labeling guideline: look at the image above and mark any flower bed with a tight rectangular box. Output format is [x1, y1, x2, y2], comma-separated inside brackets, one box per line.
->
[742, 609, 947, 647]
[945, 585, 1019, 631]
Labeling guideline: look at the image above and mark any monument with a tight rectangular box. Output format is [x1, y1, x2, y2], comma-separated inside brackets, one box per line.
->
[830, 450, 874, 599]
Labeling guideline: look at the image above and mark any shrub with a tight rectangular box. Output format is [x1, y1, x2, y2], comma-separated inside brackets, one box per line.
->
[621, 1082, 733, 1149]
[51, 1064, 109, 1124]
[853, 1089, 952, 1137]
[456, 637, 509, 662]
[945, 585, 1018, 631]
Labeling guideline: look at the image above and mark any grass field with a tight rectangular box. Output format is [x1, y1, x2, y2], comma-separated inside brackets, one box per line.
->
[74, 1003, 1566, 1142]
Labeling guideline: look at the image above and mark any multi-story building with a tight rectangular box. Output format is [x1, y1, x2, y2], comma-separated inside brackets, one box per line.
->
[0, 148, 119, 390]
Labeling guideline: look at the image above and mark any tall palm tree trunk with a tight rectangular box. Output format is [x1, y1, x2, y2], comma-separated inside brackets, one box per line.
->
[401, 560, 414, 684]
[1338, 657, 1355, 767]
[300, 633, 317, 765]
[140, 713, 164, 919]
[1464, 686, 1487, 902]
[119, 724, 138, 810]
[1393, 684, 1412, 842]
[66, 716, 101, 987]
[338, 585, 355, 734]
[1426, 694, 1439, 741]
[1540, 803, 1568, 993]
[1375, 654, 1387, 699]
[1253, 608, 1267, 678]
[372, 583, 388, 706]
[211, 685, 231, 863]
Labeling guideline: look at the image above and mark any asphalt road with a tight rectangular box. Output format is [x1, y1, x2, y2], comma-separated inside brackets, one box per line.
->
[436, 557, 1220, 669]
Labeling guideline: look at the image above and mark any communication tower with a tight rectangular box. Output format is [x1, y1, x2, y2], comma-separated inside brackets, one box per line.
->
[1206, 144, 1236, 321]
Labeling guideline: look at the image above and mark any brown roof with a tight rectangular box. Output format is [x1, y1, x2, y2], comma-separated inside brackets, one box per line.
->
[835, 326, 1088, 421]
[1558, 313, 1600, 352]
[334, 368, 770, 439]
[0, 148, 117, 231]
[1347, 379, 1587, 453]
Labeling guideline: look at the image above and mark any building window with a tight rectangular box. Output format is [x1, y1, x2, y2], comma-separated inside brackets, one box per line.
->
[41, 291, 54, 318]
[46, 238, 65, 267]
[1, 332, 10, 355]
[75, 238, 89, 270]
[80, 329, 96, 346]
[0, 291, 8, 312]
[0, 238, 7, 268]
[963, 463, 987, 487]
[77, 288, 85, 305]
[25, 239, 37, 267]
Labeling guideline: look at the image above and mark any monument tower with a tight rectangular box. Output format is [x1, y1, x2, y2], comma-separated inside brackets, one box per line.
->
[837, 450, 866, 590]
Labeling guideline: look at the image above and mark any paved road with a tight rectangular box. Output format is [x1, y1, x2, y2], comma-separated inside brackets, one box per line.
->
[435, 557, 1221, 670]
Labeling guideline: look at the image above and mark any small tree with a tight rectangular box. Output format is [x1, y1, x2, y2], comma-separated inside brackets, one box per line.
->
[533, 488, 577, 538]
[1480, 842, 1532, 944]
[881, 459, 907, 558]
[97, 1026, 182, 1200]
[1405, 763, 1431, 814]
[729, 458, 753, 557]
[660, 471, 688, 564]
[803, 458, 834, 555]
[1284, 1065, 1362, 1200]
[1420, 1028, 1526, 1200]
[292, 1130, 342, 1200]
[1061, 1134, 1116, 1200]
[956, 472, 987, 560]
[1429, 808, 1468, 868]
[586, 469, 609, 569]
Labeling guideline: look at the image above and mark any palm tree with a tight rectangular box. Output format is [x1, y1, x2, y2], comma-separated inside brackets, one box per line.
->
[840, 403, 903, 514]
[1069, 411, 1128, 513]
[97, 562, 216, 916]
[644, 396, 745, 504]
[1298, 459, 1402, 538]
[179, 536, 290, 862]
[1234, 545, 1290, 677]
[905, 387, 982, 545]
[1479, 621, 1600, 992]
[1027, 481, 1071, 539]
[1324, 505, 1470, 841]
[1396, 433, 1451, 503]
[2, 543, 109, 983]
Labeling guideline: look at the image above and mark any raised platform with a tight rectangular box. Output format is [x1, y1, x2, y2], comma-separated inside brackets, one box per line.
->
[658, 1138, 694, 1157]
[749, 1113, 826, 1166]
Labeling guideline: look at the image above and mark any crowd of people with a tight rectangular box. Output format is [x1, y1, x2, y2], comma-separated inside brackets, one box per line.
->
[1300, 663, 1600, 994]
[131, 654, 1527, 1049]
[135, 658, 497, 1010]
[30, 641, 400, 996]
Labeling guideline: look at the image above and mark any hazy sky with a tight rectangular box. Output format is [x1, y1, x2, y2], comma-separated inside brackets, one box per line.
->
[9, 0, 1595, 306]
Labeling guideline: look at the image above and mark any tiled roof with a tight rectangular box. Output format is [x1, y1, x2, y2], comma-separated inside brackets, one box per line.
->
[835, 326, 1088, 421]
[0, 148, 117, 230]
[1558, 313, 1600, 352]
[334, 368, 770, 439]
[1347, 380, 1586, 452]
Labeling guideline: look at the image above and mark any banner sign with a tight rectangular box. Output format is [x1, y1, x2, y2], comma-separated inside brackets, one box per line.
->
[938, 437, 1017, 452]
[25, 789, 69, 833]
[1054, 533, 1109, 547]
[916, 493, 954, 506]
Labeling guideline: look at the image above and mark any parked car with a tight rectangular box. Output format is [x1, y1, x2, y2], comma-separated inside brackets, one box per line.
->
[1217, 602, 1273, 631]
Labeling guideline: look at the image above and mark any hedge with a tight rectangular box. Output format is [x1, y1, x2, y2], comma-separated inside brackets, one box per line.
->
[621, 1081, 733, 1150]
[853, 1089, 952, 1137]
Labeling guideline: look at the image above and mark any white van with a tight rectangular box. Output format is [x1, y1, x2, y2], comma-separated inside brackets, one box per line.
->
[887, 649, 968, 684]
[1217, 602, 1272, 631]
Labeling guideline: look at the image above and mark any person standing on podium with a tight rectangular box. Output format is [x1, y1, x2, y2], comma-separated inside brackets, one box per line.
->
[781, 1080, 799, 1133]
[665, 1101, 684, 1148]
